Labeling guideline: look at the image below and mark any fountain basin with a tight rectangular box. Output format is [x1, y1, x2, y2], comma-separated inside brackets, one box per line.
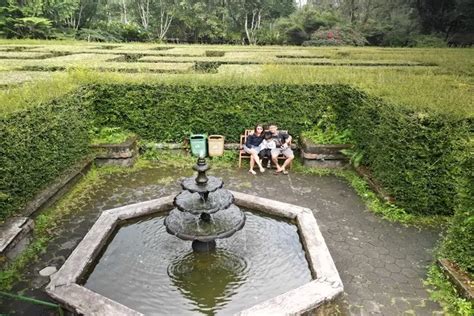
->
[165, 205, 246, 242]
[181, 176, 223, 194]
[174, 189, 234, 215]
[47, 192, 343, 315]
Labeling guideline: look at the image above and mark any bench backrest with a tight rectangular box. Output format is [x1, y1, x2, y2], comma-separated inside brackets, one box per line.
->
[240, 129, 254, 149]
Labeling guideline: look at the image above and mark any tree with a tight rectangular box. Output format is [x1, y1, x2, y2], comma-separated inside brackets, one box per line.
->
[244, 8, 261, 44]
[415, 0, 456, 34]
[43, 0, 80, 25]
[0, 0, 77, 38]
[14, 16, 52, 38]
[276, 6, 340, 44]
[137, 0, 150, 29]
[65, 0, 101, 30]
[240, 0, 294, 44]
[119, 0, 129, 24]
[156, 0, 174, 40]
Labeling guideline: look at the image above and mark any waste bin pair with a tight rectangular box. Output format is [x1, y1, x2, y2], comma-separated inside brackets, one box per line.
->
[190, 134, 225, 157]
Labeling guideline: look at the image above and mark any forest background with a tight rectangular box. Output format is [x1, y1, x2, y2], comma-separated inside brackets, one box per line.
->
[1, 0, 473, 46]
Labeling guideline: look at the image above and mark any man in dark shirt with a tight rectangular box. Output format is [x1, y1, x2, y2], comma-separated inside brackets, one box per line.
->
[269, 124, 293, 174]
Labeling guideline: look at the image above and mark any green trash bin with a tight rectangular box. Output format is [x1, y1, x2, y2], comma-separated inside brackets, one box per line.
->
[190, 134, 207, 157]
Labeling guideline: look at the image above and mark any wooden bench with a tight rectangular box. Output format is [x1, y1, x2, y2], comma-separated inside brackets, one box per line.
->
[238, 129, 292, 169]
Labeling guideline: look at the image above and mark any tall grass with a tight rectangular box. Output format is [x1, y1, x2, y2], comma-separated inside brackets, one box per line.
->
[258, 65, 473, 117]
[0, 72, 79, 115]
[0, 43, 472, 118]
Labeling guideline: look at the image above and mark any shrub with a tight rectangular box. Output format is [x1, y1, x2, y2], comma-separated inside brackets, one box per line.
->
[83, 84, 346, 142]
[439, 146, 473, 274]
[87, 22, 152, 42]
[13, 17, 53, 39]
[410, 34, 447, 47]
[283, 25, 308, 45]
[89, 127, 134, 145]
[257, 24, 285, 45]
[205, 51, 225, 57]
[76, 28, 121, 42]
[193, 61, 220, 73]
[346, 99, 471, 216]
[276, 8, 340, 45]
[301, 126, 351, 144]
[425, 265, 473, 315]
[116, 23, 151, 42]
[301, 104, 352, 144]
[0, 94, 90, 221]
[305, 26, 367, 46]
[440, 208, 474, 274]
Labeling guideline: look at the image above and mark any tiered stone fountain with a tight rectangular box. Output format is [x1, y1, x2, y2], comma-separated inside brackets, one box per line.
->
[47, 157, 343, 315]
[164, 157, 245, 252]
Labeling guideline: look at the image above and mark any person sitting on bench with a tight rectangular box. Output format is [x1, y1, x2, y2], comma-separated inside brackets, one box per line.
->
[268, 124, 293, 175]
[258, 131, 276, 165]
[243, 124, 265, 174]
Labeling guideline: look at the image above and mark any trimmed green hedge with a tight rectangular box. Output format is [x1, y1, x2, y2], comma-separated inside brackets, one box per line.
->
[83, 84, 359, 142]
[0, 96, 90, 221]
[439, 149, 473, 274]
[346, 100, 471, 216]
[441, 208, 474, 275]
[83, 83, 470, 217]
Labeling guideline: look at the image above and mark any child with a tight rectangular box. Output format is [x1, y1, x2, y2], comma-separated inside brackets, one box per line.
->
[258, 131, 276, 166]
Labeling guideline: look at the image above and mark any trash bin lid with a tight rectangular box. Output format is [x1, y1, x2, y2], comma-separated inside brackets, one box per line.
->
[190, 133, 207, 139]
[208, 135, 224, 140]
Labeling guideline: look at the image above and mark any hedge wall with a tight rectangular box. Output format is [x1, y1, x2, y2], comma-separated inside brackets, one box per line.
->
[83, 84, 362, 143]
[83, 83, 470, 216]
[346, 99, 471, 216]
[0, 96, 90, 221]
[439, 150, 473, 274]
[441, 209, 474, 275]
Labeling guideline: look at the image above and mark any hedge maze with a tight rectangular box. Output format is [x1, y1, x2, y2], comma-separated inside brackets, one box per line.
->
[0, 43, 438, 84]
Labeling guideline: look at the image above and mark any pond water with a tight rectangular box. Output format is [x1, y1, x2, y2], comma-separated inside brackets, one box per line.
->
[82, 210, 312, 315]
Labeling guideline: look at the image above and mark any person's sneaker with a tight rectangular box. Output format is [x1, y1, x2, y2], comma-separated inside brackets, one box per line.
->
[248, 169, 257, 175]
[259, 166, 265, 173]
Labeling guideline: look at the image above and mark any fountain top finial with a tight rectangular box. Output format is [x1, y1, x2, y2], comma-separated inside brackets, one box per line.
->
[194, 157, 209, 185]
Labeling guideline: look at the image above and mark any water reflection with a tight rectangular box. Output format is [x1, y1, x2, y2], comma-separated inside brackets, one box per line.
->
[168, 250, 248, 315]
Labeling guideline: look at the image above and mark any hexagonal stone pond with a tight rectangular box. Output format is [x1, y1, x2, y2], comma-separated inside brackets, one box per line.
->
[82, 211, 312, 315]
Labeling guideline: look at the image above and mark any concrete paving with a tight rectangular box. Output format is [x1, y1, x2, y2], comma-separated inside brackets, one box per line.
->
[0, 165, 443, 315]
